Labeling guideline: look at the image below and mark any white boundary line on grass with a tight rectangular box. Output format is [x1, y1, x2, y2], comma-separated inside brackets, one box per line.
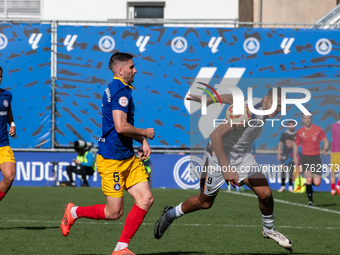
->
[226, 191, 340, 215]
[4, 219, 340, 230]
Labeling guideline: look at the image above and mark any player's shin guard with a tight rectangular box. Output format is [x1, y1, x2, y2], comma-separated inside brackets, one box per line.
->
[0, 190, 5, 201]
[118, 204, 147, 243]
[76, 204, 107, 219]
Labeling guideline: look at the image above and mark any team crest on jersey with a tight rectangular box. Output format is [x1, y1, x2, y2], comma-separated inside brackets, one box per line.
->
[3, 100, 8, 107]
[114, 183, 121, 191]
[119, 96, 128, 107]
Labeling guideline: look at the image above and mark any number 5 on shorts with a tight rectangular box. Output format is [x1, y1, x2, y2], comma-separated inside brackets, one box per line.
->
[113, 172, 120, 183]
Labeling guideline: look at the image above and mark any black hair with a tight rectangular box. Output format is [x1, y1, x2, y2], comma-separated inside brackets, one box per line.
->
[0, 66, 3, 73]
[108, 52, 133, 71]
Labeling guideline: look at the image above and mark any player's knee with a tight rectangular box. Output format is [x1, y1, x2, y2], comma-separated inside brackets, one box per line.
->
[258, 189, 272, 203]
[199, 199, 214, 209]
[140, 195, 154, 209]
[106, 210, 124, 220]
[4, 174, 15, 185]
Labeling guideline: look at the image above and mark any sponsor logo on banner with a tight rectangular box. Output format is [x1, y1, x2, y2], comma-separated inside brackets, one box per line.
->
[29, 33, 43, 50]
[171, 36, 187, 53]
[281, 38, 295, 54]
[173, 156, 202, 189]
[315, 38, 332, 55]
[136, 35, 150, 52]
[64, 35, 78, 51]
[208, 37, 222, 53]
[3, 100, 8, 107]
[0, 33, 8, 50]
[243, 37, 260, 54]
[98, 36, 115, 52]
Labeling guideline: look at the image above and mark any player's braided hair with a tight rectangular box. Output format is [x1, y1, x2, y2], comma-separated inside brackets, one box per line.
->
[108, 52, 133, 71]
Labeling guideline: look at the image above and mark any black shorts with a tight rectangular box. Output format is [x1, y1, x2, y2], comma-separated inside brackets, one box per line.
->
[300, 154, 322, 175]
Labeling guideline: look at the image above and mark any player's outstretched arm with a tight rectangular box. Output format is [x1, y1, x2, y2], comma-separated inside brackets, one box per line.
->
[7, 106, 16, 137]
[112, 110, 155, 140]
[186, 94, 233, 106]
[293, 143, 299, 166]
[210, 123, 240, 188]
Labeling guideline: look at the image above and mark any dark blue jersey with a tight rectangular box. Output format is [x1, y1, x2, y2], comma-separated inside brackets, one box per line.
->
[0, 89, 12, 147]
[98, 77, 135, 160]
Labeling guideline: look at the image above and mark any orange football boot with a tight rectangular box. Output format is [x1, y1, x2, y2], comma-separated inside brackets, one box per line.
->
[60, 202, 77, 236]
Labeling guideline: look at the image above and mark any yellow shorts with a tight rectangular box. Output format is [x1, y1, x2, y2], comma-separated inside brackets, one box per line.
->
[330, 152, 340, 172]
[97, 154, 148, 198]
[0, 146, 15, 166]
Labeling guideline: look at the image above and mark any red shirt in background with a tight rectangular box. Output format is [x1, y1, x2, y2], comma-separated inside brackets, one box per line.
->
[295, 124, 326, 156]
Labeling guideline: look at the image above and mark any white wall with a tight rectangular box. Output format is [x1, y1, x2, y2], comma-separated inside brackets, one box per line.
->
[42, 0, 238, 21]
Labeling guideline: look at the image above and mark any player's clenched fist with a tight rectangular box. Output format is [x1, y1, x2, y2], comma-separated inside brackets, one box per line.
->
[144, 128, 155, 140]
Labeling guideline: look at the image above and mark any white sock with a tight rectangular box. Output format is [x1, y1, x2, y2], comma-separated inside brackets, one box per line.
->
[262, 214, 274, 233]
[166, 202, 184, 222]
[70, 206, 79, 219]
[114, 242, 128, 251]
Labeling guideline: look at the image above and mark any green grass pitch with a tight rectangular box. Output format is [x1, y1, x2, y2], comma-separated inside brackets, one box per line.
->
[0, 187, 339, 254]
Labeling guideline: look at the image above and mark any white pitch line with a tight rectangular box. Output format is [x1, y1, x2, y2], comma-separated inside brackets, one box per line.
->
[225, 191, 340, 215]
[4, 219, 340, 230]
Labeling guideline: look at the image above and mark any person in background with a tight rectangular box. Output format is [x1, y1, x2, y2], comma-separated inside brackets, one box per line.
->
[294, 112, 328, 206]
[330, 112, 340, 195]
[137, 146, 153, 187]
[0, 66, 16, 205]
[277, 121, 297, 192]
[65, 140, 95, 187]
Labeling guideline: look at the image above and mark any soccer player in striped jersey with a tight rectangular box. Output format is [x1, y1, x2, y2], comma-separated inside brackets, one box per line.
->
[155, 87, 292, 250]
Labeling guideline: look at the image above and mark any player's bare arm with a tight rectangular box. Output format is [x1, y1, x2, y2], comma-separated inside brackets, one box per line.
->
[210, 123, 240, 188]
[293, 143, 299, 166]
[112, 110, 155, 139]
[132, 136, 151, 160]
[7, 106, 15, 137]
[186, 94, 233, 106]
[322, 137, 329, 156]
[277, 141, 282, 161]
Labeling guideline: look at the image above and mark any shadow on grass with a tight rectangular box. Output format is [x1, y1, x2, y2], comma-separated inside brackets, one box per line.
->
[0, 226, 59, 230]
[315, 204, 340, 207]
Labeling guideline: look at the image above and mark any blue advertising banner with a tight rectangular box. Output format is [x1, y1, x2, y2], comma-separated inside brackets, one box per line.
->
[0, 24, 52, 148]
[55, 26, 340, 150]
[3, 152, 335, 192]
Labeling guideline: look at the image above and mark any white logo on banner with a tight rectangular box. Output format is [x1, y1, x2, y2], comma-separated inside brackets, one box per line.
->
[171, 36, 187, 53]
[281, 38, 295, 54]
[243, 37, 260, 54]
[98, 36, 115, 52]
[64, 35, 78, 52]
[208, 37, 222, 53]
[173, 156, 202, 189]
[0, 33, 8, 50]
[28, 33, 43, 50]
[136, 35, 150, 52]
[315, 38, 332, 55]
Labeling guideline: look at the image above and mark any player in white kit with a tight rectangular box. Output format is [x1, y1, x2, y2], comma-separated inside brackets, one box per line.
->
[154, 87, 292, 250]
